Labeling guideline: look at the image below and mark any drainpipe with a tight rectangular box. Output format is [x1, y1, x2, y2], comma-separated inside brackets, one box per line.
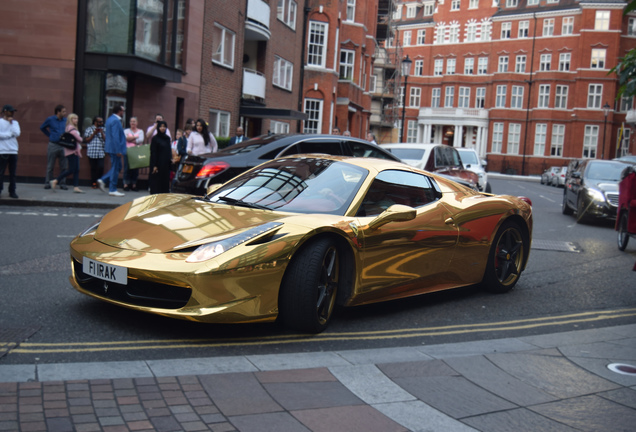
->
[298, 6, 312, 132]
[521, 13, 536, 176]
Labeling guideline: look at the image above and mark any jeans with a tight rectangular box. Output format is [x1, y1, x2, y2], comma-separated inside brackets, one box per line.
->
[0, 153, 18, 194]
[100, 153, 123, 192]
[88, 157, 104, 184]
[123, 156, 139, 186]
[56, 154, 80, 187]
[46, 142, 68, 184]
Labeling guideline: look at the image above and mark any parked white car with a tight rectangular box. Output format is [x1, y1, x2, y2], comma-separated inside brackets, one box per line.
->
[456, 148, 491, 193]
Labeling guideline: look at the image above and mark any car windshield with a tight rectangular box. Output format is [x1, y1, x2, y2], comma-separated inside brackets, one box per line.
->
[386, 148, 425, 160]
[585, 162, 626, 181]
[458, 151, 479, 165]
[208, 158, 368, 215]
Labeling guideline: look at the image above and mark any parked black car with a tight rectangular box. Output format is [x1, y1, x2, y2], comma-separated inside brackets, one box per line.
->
[173, 134, 401, 195]
[562, 159, 629, 223]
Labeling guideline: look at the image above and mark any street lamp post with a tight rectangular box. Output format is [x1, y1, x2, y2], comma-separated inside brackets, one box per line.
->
[399, 55, 412, 143]
[601, 102, 610, 159]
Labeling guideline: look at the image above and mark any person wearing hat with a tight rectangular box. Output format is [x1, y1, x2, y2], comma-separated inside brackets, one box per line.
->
[0, 104, 21, 199]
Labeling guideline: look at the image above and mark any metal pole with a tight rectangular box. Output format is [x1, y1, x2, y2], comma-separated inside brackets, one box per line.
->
[602, 112, 608, 160]
[400, 75, 408, 142]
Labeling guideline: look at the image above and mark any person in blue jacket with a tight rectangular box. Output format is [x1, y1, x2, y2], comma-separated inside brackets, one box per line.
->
[40, 104, 68, 189]
[97, 105, 127, 196]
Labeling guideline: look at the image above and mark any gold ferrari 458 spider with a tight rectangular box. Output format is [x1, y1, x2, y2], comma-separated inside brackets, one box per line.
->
[70, 155, 532, 333]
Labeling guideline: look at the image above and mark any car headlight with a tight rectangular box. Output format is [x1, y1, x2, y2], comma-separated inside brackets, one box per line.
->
[586, 188, 606, 203]
[78, 221, 101, 237]
[186, 222, 283, 263]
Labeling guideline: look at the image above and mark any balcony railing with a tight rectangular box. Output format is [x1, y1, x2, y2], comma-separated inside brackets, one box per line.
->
[246, 0, 271, 41]
[243, 68, 266, 100]
[420, 107, 489, 119]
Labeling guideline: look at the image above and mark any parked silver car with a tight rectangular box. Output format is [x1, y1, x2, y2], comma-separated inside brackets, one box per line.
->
[551, 166, 568, 187]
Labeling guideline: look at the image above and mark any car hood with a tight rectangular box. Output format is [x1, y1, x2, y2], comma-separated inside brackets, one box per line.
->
[94, 194, 290, 253]
[586, 179, 618, 193]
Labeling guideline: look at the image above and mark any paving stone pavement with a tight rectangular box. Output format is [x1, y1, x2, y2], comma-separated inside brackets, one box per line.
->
[1, 325, 635, 432]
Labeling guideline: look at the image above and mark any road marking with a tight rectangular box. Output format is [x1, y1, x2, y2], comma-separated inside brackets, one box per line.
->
[10, 308, 636, 354]
[0, 210, 103, 218]
[539, 194, 556, 203]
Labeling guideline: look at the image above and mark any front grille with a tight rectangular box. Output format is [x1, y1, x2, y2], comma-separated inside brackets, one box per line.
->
[606, 192, 619, 207]
[73, 259, 191, 309]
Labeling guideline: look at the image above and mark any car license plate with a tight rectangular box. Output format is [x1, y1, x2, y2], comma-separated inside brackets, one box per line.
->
[83, 257, 128, 285]
[182, 164, 193, 173]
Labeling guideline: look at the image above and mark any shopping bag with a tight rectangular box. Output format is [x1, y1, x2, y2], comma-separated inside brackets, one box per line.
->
[127, 145, 150, 169]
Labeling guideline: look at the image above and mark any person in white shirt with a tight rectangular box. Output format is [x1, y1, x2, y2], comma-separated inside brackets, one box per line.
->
[123, 116, 145, 191]
[0, 104, 20, 198]
[145, 113, 171, 143]
[187, 119, 218, 156]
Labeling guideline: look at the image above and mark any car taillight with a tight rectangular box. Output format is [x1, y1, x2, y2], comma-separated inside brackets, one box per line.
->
[196, 161, 230, 179]
[518, 196, 532, 206]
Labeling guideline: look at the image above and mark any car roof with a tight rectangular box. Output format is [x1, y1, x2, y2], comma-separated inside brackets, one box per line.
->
[381, 143, 442, 150]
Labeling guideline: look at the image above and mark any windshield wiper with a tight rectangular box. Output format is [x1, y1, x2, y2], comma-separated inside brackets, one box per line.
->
[216, 196, 270, 210]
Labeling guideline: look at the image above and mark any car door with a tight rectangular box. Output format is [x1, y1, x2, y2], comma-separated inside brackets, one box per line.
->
[352, 170, 458, 305]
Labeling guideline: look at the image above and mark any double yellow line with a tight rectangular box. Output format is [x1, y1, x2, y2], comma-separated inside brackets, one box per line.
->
[8, 308, 636, 354]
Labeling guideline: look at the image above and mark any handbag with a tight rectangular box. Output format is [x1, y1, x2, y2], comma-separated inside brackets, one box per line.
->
[58, 132, 77, 149]
[127, 144, 150, 169]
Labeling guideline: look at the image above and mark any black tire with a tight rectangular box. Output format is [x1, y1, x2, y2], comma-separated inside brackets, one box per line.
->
[279, 238, 340, 333]
[540, 177, 545, 185]
[562, 191, 573, 215]
[576, 196, 588, 224]
[618, 212, 630, 251]
[482, 220, 526, 294]
[485, 182, 492, 193]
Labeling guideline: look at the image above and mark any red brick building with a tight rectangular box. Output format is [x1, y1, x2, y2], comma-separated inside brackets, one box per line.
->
[390, 0, 636, 175]
[302, 0, 379, 136]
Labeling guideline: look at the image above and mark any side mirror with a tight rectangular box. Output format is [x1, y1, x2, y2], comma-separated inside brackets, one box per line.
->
[571, 172, 581, 179]
[368, 204, 416, 230]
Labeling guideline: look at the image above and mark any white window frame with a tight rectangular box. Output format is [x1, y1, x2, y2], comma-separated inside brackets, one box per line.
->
[583, 125, 599, 158]
[417, 29, 426, 45]
[511, 85, 524, 108]
[508, 123, 521, 154]
[501, 22, 512, 39]
[591, 48, 606, 69]
[595, 11, 610, 31]
[434, 59, 444, 76]
[543, 19, 554, 36]
[445, 86, 455, 107]
[540, 54, 551, 71]
[277, 0, 297, 29]
[559, 53, 571, 71]
[478, 57, 488, 74]
[534, 123, 547, 156]
[555, 85, 568, 109]
[469, 0, 479, 8]
[466, 22, 477, 42]
[528, 0, 539, 4]
[538, 84, 550, 108]
[464, 57, 474, 74]
[496, 85, 507, 107]
[273, 56, 293, 91]
[516, 55, 526, 73]
[346, 0, 356, 21]
[446, 58, 456, 75]
[587, 84, 603, 109]
[369, 75, 377, 93]
[551, 124, 565, 156]
[629, 18, 636, 36]
[409, 87, 422, 107]
[562, 16, 574, 35]
[498, 56, 509, 72]
[432, 88, 441, 108]
[506, 0, 518, 6]
[339, 49, 355, 80]
[519, 20, 529, 38]
[424, 2, 435, 16]
[271, 120, 290, 134]
[407, 4, 417, 18]
[414, 59, 424, 76]
[307, 21, 328, 67]
[303, 98, 323, 134]
[492, 122, 504, 153]
[476, 87, 486, 108]
[208, 109, 230, 137]
[212, 24, 235, 68]
[451, 0, 461, 11]
[458, 87, 471, 108]
[403, 31, 412, 46]
[407, 120, 418, 143]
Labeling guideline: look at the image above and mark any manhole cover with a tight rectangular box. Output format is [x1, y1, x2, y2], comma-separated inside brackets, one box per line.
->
[532, 240, 580, 253]
[607, 363, 636, 376]
[0, 327, 40, 359]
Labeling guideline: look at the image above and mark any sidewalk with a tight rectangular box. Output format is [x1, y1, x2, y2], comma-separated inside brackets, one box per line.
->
[1, 326, 635, 431]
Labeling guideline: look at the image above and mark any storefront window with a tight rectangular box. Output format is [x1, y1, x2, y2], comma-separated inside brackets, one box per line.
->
[86, 0, 134, 54]
[83, 71, 105, 130]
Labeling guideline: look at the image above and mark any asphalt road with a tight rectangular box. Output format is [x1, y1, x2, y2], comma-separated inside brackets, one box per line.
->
[1, 178, 635, 365]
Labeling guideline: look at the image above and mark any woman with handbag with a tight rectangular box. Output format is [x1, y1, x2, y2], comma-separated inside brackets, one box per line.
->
[50, 113, 84, 193]
[123, 116, 144, 191]
[149, 121, 172, 194]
